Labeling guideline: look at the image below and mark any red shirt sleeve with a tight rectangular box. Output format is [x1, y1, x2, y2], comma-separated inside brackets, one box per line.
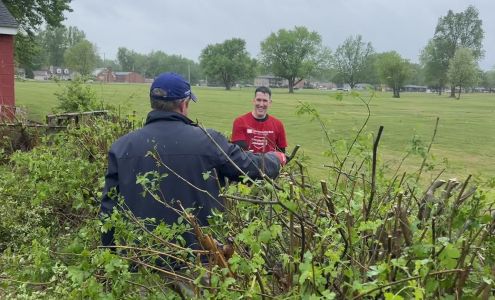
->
[277, 120, 288, 149]
[231, 117, 246, 142]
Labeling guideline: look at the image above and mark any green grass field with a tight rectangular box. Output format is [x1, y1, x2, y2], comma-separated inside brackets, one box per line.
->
[14, 80, 495, 180]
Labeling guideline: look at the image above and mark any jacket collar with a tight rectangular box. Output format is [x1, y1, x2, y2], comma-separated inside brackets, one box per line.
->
[145, 110, 196, 126]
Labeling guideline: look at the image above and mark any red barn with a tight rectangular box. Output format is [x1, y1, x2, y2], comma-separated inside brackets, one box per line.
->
[115, 71, 145, 83]
[0, 0, 18, 121]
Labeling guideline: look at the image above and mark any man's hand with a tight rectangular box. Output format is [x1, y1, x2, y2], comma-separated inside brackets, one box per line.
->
[273, 151, 287, 166]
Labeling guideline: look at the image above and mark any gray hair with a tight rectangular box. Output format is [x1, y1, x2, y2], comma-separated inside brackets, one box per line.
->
[150, 98, 188, 112]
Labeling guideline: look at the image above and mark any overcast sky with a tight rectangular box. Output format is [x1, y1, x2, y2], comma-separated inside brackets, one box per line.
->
[63, 0, 494, 70]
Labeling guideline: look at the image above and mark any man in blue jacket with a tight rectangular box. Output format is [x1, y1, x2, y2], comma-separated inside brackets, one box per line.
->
[101, 72, 285, 249]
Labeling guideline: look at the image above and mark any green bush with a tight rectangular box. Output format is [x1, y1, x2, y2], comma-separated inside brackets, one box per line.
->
[54, 77, 103, 113]
[0, 97, 494, 299]
[0, 125, 43, 160]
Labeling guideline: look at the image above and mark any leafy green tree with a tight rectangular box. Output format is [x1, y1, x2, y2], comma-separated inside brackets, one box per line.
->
[4, 0, 72, 69]
[39, 26, 67, 67]
[359, 53, 381, 86]
[200, 38, 255, 90]
[14, 34, 44, 77]
[64, 40, 98, 75]
[311, 67, 338, 83]
[136, 50, 163, 77]
[480, 69, 495, 93]
[420, 39, 449, 94]
[407, 63, 425, 86]
[430, 5, 484, 97]
[146, 51, 200, 83]
[95, 57, 121, 72]
[333, 35, 374, 88]
[116, 47, 146, 72]
[169, 55, 202, 85]
[3, 0, 71, 34]
[260, 26, 328, 93]
[115, 48, 202, 83]
[66, 26, 86, 48]
[447, 48, 479, 99]
[376, 51, 411, 98]
[37, 25, 86, 67]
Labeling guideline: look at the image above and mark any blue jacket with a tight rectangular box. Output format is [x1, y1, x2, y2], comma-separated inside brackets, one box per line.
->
[101, 110, 281, 248]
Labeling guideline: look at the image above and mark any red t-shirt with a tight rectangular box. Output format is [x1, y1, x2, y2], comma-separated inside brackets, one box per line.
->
[231, 112, 288, 153]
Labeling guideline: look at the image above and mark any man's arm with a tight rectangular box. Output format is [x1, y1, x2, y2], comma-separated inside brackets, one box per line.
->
[277, 121, 288, 154]
[231, 117, 248, 150]
[209, 129, 282, 180]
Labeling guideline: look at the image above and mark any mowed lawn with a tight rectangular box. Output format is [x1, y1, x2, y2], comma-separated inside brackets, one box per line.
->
[15, 80, 495, 181]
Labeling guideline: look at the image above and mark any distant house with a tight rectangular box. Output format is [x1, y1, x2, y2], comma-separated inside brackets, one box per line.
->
[33, 70, 49, 81]
[254, 75, 307, 89]
[354, 83, 373, 90]
[313, 82, 337, 90]
[32, 66, 75, 81]
[114, 71, 145, 83]
[93, 68, 116, 82]
[336, 83, 351, 91]
[15, 67, 25, 79]
[93, 68, 145, 83]
[403, 85, 427, 92]
[294, 79, 306, 89]
[255, 75, 286, 87]
[0, 0, 18, 121]
[48, 66, 74, 80]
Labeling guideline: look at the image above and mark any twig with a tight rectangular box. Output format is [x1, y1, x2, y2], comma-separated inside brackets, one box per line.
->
[295, 161, 306, 189]
[255, 271, 267, 300]
[334, 94, 372, 190]
[366, 126, 384, 221]
[220, 193, 278, 205]
[448, 175, 472, 239]
[321, 180, 349, 260]
[299, 217, 306, 262]
[324, 164, 371, 183]
[352, 268, 465, 299]
[122, 256, 194, 283]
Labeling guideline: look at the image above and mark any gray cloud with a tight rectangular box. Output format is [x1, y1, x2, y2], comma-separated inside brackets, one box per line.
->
[64, 0, 494, 69]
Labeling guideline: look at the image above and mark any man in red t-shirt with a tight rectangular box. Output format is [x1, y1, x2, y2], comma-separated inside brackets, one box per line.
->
[231, 86, 288, 153]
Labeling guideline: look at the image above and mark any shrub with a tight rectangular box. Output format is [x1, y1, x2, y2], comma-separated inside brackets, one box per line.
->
[0, 125, 43, 161]
[54, 77, 103, 113]
[0, 95, 493, 299]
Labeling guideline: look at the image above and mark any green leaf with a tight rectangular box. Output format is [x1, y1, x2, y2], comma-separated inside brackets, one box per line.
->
[258, 229, 272, 243]
[202, 171, 211, 180]
[482, 276, 494, 285]
[444, 244, 460, 259]
[425, 278, 438, 293]
[67, 265, 89, 284]
[384, 293, 404, 300]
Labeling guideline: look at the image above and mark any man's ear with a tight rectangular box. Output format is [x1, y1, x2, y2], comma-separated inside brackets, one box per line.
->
[179, 99, 189, 113]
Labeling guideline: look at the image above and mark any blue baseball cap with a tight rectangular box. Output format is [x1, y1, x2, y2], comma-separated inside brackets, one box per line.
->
[150, 72, 197, 102]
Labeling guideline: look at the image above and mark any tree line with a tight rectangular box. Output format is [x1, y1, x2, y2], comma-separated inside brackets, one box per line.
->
[8, 1, 495, 98]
